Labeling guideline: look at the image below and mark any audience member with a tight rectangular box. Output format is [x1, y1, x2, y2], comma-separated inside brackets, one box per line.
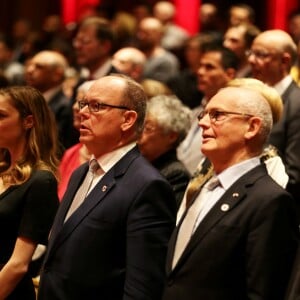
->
[163, 86, 299, 300]
[0, 86, 59, 299]
[38, 74, 176, 299]
[153, 1, 189, 52]
[223, 23, 260, 77]
[138, 94, 191, 208]
[248, 29, 300, 211]
[112, 47, 146, 82]
[199, 3, 223, 35]
[167, 33, 217, 109]
[141, 78, 172, 98]
[25, 50, 73, 152]
[228, 3, 256, 27]
[10, 19, 33, 63]
[287, 9, 300, 44]
[111, 11, 137, 50]
[72, 17, 117, 82]
[136, 17, 180, 83]
[177, 45, 238, 175]
[58, 80, 95, 200]
[0, 34, 24, 85]
[177, 77, 288, 221]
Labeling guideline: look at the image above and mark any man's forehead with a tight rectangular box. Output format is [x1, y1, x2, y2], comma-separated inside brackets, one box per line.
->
[87, 77, 125, 95]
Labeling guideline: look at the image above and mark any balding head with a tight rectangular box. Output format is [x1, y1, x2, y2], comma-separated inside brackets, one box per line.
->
[254, 30, 297, 61]
[248, 30, 297, 85]
[25, 50, 69, 92]
[153, 1, 175, 24]
[112, 47, 146, 81]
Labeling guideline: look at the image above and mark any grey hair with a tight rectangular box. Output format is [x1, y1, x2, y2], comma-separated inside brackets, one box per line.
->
[146, 95, 192, 147]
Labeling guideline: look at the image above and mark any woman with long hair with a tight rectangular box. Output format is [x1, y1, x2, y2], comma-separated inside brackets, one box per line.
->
[0, 86, 59, 299]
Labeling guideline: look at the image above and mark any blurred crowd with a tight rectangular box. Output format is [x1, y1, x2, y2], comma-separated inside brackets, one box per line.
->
[1, 1, 300, 299]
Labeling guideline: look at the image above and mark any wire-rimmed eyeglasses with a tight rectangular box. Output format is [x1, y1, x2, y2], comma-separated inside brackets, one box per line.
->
[78, 100, 130, 113]
[197, 109, 254, 123]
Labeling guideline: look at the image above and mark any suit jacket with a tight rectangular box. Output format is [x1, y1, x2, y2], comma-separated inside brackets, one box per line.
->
[285, 243, 300, 300]
[38, 147, 176, 300]
[268, 81, 300, 207]
[152, 149, 190, 209]
[163, 164, 299, 300]
[48, 89, 73, 151]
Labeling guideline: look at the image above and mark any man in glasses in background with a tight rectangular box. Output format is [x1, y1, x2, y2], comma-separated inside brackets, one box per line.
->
[248, 29, 300, 215]
[163, 86, 299, 300]
[38, 74, 177, 300]
[177, 44, 238, 176]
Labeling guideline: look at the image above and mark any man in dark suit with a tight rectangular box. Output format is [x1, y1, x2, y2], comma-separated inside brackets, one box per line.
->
[68, 17, 120, 146]
[25, 50, 73, 152]
[163, 86, 299, 300]
[248, 29, 300, 210]
[38, 75, 176, 299]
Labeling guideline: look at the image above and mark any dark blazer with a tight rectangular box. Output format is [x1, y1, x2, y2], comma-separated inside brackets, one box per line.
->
[285, 243, 300, 300]
[38, 146, 176, 300]
[152, 149, 190, 209]
[268, 81, 300, 207]
[47, 89, 73, 151]
[163, 164, 299, 300]
[167, 69, 203, 109]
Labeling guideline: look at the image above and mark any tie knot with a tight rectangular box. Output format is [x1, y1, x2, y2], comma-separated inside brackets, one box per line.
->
[206, 176, 220, 191]
[89, 159, 100, 173]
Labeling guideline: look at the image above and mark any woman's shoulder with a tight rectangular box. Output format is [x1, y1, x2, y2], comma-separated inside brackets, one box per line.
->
[30, 169, 57, 184]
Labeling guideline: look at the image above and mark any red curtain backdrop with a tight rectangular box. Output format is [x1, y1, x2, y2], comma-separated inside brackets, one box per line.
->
[267, 0, 298, 30]
[174, 0, 200, 34]
[62, 0, 100, 25]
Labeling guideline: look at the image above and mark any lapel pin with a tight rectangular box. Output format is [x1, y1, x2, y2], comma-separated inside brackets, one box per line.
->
[102, 185, 107, 192]
[221, 204, 230, 211]
[232, 192, 239, 198]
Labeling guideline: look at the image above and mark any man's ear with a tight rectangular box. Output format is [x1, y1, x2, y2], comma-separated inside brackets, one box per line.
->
[23, 115, 34, 130]
[244, 117, 261, 140]
[121, 110, 138, 132]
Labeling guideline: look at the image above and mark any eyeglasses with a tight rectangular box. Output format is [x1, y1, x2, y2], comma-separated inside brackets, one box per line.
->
[246, 49, 272, 60]
[197, 109, 254, 123]
[78, 100, 130, 113]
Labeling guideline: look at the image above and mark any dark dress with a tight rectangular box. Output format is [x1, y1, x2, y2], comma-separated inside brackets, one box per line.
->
[0, 170, 59, 299]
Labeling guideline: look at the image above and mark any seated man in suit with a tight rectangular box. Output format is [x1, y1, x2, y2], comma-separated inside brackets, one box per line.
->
[163, 86, 299, 300]
[38, 74, 177, 300]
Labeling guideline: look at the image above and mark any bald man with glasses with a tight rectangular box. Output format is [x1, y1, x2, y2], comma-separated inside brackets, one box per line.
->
[163, 86, 298, 300]
[38, 74, 176, 300]
[248, 30, 300, 211]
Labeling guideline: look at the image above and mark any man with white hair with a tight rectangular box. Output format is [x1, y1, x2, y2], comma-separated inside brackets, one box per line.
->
[163, 86, 298, 300]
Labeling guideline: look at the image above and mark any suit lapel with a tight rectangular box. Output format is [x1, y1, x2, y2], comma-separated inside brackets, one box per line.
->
[46, 147, 140, 259]
[168, 164, 267, 274]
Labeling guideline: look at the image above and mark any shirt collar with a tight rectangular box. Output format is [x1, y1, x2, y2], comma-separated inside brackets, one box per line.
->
[272, 75, 292, 96]
[43, 86, 61, 103]
[216, 157, 261, 190]
[91, 142, 136, 173]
